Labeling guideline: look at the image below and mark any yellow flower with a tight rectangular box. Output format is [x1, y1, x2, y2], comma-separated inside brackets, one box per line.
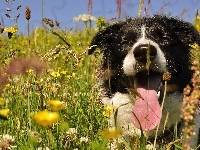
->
[0, 98, 4, 105]
[26, 69, 34, 74]
[0, 109, 9, 117]
[66, 75, 71, 79]
[72, 73, 76, 78]
[34, 111, 59, 127]
[5, 83, 10, 89]
[4, 27, 18, 33]
[53, 54, 60, 59]
[47, 100, 66, 111]
[103, 106, 114, 118]
[51, 71, 60, 77]
[101, 128, 121, 139]
[50, 87, 58, 93]
[60, 71, 67, 75]
[190, 43, 199, 50]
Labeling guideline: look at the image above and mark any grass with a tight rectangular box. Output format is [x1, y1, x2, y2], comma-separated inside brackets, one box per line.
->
[0, 17, 109, 149]
[0, 1, 200, 150]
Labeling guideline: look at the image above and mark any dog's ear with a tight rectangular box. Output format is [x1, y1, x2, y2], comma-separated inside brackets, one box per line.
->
[88, 22, 124, 55]
[168, 18, 200, 45]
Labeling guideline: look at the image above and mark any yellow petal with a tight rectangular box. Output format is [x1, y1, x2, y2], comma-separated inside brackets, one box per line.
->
[0, 109, 9, 117]
[101, 128, 121, 139]
[47, 100, 66, 111]
[34, 111, 59, 127]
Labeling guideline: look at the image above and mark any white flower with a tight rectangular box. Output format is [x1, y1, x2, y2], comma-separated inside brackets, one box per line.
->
[66, 128, 77, 135]
[90, 16, 96, 21]
[81, 14, 90, 22]
[73, 14, 96, 23]
[73, 16, 80, 22]
[2, 134, 15, 143]
[80, 137, 88, 143]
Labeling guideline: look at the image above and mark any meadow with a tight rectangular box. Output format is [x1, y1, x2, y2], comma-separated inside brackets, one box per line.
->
[0, 2, 200, 150]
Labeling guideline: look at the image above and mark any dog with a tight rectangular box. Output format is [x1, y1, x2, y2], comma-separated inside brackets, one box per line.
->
[89, 15, 200, 149]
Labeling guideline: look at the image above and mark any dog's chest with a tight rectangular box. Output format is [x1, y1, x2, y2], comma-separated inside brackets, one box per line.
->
[103, 92, 183, 137]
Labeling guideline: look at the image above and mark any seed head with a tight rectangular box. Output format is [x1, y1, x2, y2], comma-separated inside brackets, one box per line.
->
[25, 6, 31, 20]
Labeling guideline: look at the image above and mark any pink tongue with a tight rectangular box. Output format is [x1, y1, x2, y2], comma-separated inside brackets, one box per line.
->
[132, 88, 161, 130]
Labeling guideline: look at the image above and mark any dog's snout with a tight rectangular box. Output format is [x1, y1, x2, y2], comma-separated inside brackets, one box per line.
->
[134, 44, 157, 63]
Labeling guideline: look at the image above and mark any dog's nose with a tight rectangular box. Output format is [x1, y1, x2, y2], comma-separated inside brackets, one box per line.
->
[133, 44, 157, 63]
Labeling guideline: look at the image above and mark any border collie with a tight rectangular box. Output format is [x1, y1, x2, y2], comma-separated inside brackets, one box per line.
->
[89, 15, 200, 148]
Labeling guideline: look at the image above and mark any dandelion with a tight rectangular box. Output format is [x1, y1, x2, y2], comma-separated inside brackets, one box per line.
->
[47, 100, 66, 111]
[50, 71, 60, 78]
[0, 109, 9, 117]
[103, 106, 114, 118]
[34, 111, 59, 127]
[101, 128, 121, 139]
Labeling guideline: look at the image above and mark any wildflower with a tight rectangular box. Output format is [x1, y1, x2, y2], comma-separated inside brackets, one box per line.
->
[80, 137, 88, 143]
[5, 83, 10, 89]
[103, 106, 114, 118]
[65, 128, 77, 141]
[190, 43, 199, 50]
[0, 134, 16, 149]
[60, 71, 67, 75]
[72, 72, 76, 78]
[66, 75, 71, 79]
[26, 69, 34, 74]
[34, 111, 59, 127]
[96, 17, 107, 30]
[0, 98, 4, 105]
[50, 87, 58, 93]
[50, 71, 60, 77]
[73, 14, 96, 23]
[66, 128, 77, 135]
[0, 109, 9, 117]
[101, 128, 121, 139]
[47, 100, 66, 111]
[53, 54, 59, 59]
[1, 134, 15, 143]
[4, 27, 17, 33]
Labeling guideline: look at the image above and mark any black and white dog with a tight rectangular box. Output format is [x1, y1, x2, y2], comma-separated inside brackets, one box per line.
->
[89, 15, 200, 148]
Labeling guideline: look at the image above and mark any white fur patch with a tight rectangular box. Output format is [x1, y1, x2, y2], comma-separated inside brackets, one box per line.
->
[123, 26, 167, 76]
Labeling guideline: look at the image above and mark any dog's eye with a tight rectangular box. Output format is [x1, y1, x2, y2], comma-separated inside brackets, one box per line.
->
[124, 30, 137, 42]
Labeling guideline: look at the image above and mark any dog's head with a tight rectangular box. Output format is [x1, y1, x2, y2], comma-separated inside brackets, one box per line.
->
[89, 15, 200, 130]
[89, 15, 200, 95]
